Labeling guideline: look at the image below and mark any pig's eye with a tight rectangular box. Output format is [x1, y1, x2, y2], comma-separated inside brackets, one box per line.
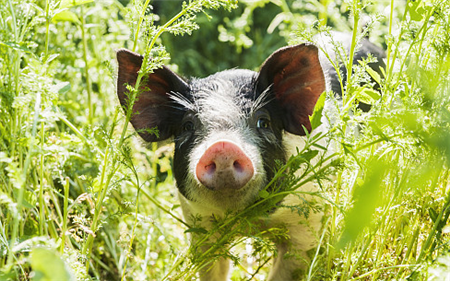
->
[183, 121, 195, 132]
[256, 117, 271, 129]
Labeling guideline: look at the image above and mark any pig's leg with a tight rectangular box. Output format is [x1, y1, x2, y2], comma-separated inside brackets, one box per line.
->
[198, 256, 230, 281]
[267, 194, 323, 281]
[179, 194, 231, 281]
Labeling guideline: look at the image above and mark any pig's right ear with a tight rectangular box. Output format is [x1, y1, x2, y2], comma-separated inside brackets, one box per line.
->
[117, 49, 190, 142]
[256, 44, 325, 136]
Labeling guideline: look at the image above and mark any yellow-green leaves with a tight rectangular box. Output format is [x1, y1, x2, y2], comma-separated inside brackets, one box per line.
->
[354, 86, 381, 105]
[31, 248, 74, 281]
[52, 10, 80, 24]
[52, 0, 94, 24]
[407, 0, 433, 22]
[60, 0, 94, 9]
[309, 92, 326, 131]
[338, 158, 386, 249]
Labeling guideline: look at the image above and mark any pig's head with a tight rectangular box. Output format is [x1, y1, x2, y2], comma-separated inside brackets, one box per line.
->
[117, 44, 325, 212]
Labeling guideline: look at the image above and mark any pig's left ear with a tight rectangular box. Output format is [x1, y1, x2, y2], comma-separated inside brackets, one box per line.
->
[256, 43, 325, 135]
[116, 49, 190, 142]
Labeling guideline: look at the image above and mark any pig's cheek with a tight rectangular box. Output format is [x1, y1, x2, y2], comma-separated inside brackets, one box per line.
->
[188, 142, 208, 185]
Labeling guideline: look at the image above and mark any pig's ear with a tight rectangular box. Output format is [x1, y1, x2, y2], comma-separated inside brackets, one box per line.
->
[256, 43, 325, 135]
[117, 49, 189, 142]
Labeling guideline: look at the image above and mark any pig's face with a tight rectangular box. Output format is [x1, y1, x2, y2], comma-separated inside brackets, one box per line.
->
[117, 44, 325, 211]
[172, 71, 286, 211]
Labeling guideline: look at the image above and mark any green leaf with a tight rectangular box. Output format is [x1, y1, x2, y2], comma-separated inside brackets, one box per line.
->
[51, 82, 71, 95]
[60, 0, 94, 8]
[259, 189, 270, 198]
[338, 159, 386, 249]
[0, 152, 12, 163]
[355, 87, 381, 105]
[300, 150, 319, 162]
[52, 10, 80, 24]
[184, 227, 208, 234]
[309, 92, 326, 131]
[92, 177, 101, 193]
[23, 190, 37, 209]
[429, 208, 439, 223]
[31, 248, 74, 281]
[364, 63, 382, 84]
[45, 54, 60, 64]
[407, 0, 430, 21]
[0, 41, 34, 54]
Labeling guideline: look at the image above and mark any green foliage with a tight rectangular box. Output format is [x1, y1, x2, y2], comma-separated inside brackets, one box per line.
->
[0, 0, 450, 280]
[31, 248, 74, 281]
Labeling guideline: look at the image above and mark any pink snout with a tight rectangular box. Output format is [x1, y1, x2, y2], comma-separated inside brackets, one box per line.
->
[196, 141, 254, 191]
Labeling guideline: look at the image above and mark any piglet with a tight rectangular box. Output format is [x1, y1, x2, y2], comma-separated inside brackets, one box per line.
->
[116, 35, 384, 280]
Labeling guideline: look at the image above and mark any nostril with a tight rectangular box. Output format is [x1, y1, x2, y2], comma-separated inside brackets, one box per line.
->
[205, 162, 216, 174]
[233, 160, 243, 172]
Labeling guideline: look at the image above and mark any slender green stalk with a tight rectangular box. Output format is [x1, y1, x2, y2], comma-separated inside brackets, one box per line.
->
[385, 0, 395, 85]
[39, 121, 46, 236]
[341, 242, 353, 280]
[347, 236, 373, 278]
[43, 0, 50, 63]
[307, 217, 330, 280]
[121, 184, 141, 281]
[327, 172, 342, 272]
[82, 144, 111, 270]
[345, 0, 361, 104]
[7, 92, 41, 266]
[151, 142, 158, 190]
[279, 0, 292, 15]
[319, 0, 329, 25]
[60, 178, 70, 254]
[132, 0, 152, 52]
[80, 5, 94, 125]
[140, 187, 191, 228]
[39, 0, 49, 230]
[349, 264, 417, 280]
[58, 111, 104, 158]
[83, 109, 120, 271]
[417, 178, 450, 262]
[8, 0, 21, 172]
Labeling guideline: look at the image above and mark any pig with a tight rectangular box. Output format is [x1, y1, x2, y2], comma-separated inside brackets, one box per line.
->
[116, 34, 385, 280]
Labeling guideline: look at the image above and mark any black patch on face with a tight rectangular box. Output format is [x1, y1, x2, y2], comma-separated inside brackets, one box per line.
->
[250, 90, 287, 192]
[171, 93, 202, 201]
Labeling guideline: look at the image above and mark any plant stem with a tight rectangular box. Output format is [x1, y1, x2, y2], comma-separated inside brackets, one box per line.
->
[319, 0, 329, 25]
[307, 217, 330, 280]
[39, 0, 49, 229]
[345, 0, 361, 104]
[7, 92, 41, 267]
[385, 0, 394, 85]
[60, 177, 70, 254]
[121, 184, 141, 281]
[82, 144, 111, 271]
[39, 121, 46, 236]
[44, 0, 50, 64]
[132, 0, 152, 52]
[80, 5, 93, 125]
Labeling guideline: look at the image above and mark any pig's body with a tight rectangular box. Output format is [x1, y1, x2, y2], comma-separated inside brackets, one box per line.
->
[116, 33, 385, 280]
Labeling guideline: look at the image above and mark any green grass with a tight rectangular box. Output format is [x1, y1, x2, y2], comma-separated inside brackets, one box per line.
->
[0, 0, 450, 280]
